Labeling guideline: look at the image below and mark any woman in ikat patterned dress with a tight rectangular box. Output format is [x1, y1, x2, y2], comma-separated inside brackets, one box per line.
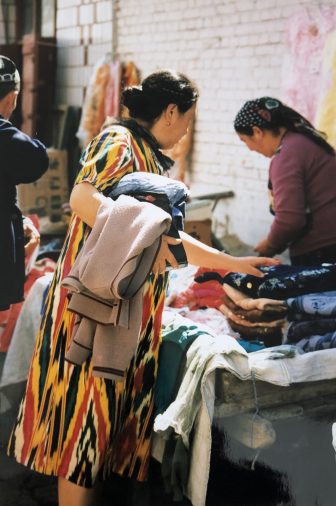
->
[9, 70, 278, 506]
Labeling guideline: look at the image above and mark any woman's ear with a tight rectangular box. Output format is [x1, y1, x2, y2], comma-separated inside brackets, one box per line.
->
[252, 125, 263, 138]
[164, 103, 178, 126]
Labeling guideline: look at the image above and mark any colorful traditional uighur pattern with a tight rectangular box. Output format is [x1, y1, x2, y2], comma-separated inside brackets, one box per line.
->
[9, 125, 168, 487]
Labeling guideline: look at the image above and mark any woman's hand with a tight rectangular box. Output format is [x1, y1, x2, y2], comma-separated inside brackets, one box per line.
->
[152, 235, 182, 274]
[180, 231, 280, 277]
[24, 220, 40, 258]
[226, 255, 281, 278]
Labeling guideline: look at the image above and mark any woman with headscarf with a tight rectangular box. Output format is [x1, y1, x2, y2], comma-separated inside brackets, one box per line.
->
[234, 97, 336, 265]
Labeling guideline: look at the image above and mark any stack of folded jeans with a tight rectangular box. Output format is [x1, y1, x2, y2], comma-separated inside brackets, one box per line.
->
[285, 290, 336, 352]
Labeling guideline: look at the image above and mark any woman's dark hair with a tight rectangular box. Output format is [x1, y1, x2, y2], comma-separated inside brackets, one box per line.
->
[0, 55, 20, 100]
[121, 69, 198, 124]
[234, 97, 335, 156]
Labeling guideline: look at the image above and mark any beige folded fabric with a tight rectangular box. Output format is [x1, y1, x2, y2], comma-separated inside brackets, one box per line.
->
[219, 303, 286, 328]
[222, 293, 287, 322]
[223, 283, 286, 312]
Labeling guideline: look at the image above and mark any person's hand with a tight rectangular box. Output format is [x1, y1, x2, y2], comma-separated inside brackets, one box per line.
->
[24, 221, 40, 258]
[254, 237, 278, 257]
[227, 255, 281, 278]
[152, 235, 182, 274]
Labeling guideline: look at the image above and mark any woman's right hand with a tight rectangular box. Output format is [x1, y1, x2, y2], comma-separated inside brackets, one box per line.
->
[152, 235, 181, 274]
[225, 255, 281, 278]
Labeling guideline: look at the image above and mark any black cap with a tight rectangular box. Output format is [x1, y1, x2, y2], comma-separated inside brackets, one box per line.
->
[0, 55, 20, 84]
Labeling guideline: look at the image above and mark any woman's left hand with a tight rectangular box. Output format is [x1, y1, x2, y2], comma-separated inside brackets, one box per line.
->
[152, 235, 182, 275]
[227, 255, 281, 278]
[24, 221, 40, 258]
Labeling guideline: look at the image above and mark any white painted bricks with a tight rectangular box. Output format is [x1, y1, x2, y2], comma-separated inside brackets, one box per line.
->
[56, 0, 313, 246]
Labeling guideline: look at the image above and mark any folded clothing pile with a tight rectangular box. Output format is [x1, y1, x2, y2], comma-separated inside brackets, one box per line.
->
[170, 267, 228, 309]
[220, 283, 287, 347]
[285, 290, 336, 352]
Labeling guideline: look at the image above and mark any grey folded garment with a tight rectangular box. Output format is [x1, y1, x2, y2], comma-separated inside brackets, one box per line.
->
[64, 286, 143, 380]
[62, 276, 128, 326]
[62, 196, 171, 381]
[71, 195, 171, 300]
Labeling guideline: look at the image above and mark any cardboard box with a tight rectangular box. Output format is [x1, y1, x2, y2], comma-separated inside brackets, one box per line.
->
[184, 219, 212, 247]
[18, 148, 69, 234]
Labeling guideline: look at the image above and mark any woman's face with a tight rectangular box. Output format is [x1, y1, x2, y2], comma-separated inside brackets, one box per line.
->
[171, 103, 196, 147]
[238, 128, 279, 158]
[153, 103, 197, 150]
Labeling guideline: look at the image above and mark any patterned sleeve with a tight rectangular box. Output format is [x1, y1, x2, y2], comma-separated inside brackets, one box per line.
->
[75, 127, 134, 195]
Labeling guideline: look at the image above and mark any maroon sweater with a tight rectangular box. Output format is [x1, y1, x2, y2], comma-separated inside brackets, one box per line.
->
[267, 131, 336, 257]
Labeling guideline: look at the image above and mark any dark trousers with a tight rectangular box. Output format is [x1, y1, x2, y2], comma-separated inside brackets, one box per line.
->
[291, 243, 336, 266]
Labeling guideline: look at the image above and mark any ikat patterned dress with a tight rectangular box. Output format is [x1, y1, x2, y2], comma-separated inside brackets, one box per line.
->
[9, 125, 169, 487]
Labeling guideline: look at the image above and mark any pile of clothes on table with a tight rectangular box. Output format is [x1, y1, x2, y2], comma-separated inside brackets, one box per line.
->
[222, 263, 336, 353]
[154, 262, 336, 506]
[165, 263, 336, 355]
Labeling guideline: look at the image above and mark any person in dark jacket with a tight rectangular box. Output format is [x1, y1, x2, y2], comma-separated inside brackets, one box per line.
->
[0, 55, 49, 311]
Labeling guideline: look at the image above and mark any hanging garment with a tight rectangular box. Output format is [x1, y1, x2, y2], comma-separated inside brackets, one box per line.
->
[120, 62, 140, 118]
[282, 5, 336, 122]
[122, 61, 140, 87]
[76, 56, 114, 147]
[315, 30, 336, 147]
[104, 60, 122, 119]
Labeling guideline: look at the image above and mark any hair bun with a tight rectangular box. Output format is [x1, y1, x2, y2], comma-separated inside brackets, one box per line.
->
[122, 86, 144, 109]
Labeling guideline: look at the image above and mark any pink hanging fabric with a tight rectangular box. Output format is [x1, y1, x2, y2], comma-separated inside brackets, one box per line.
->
[104, 60, 122, 119]
[282, 5, 336, 122]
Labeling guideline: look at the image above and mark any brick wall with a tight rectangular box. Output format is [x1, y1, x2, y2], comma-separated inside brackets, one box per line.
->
[56, 0, 114, 106]
[56, 0, 317, 246]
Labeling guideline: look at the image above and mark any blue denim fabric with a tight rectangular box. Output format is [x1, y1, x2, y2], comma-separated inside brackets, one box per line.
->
[286, 290, 336, 316]
[109, 172, 189, 231]
[297, 331, 336, 352]
[286, 317, 336, 343]
[224, 264, 336, 299]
